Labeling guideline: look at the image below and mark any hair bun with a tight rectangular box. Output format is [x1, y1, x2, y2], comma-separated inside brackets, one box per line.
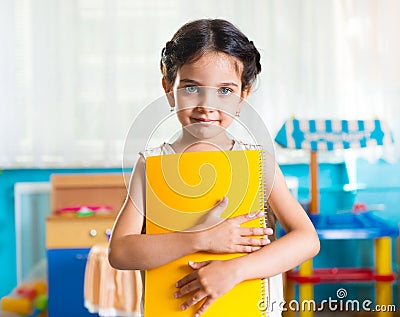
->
[248, 40, 261, 75]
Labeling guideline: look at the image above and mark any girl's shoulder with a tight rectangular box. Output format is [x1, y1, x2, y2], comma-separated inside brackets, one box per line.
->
[232, 140, 262, 151]
[139, 142, 175, 159]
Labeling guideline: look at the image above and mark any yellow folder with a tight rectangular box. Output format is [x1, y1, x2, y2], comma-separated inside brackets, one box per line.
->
[145, 150, 268, 317]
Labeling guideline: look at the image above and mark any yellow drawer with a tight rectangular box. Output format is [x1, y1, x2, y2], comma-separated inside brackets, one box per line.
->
[46, 215, 115, 249]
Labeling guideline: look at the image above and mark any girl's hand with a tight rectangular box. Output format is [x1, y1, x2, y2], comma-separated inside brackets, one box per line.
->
[174, 260, 239, 316]
[193, 197, 273, 253]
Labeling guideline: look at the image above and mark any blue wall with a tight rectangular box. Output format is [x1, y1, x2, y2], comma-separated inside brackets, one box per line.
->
[0, 159, 399, 303]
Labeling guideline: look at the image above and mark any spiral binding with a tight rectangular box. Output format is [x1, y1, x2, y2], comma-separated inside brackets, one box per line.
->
[258, 146, 270, 317]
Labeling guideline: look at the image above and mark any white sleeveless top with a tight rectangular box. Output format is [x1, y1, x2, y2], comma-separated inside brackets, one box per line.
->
[140, 141, 261, 158]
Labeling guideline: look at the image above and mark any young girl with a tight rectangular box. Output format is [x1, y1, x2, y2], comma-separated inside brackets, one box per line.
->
[109, 19, 320, 316]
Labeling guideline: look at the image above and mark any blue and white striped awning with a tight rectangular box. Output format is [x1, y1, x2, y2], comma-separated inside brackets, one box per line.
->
[275, 119, 393, 151]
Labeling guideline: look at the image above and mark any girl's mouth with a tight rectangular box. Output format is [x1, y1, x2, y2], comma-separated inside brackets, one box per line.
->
[191, 118, 218, 125]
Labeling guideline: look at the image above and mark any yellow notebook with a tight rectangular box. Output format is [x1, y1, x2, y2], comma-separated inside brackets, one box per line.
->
[145, 150, 269, 317]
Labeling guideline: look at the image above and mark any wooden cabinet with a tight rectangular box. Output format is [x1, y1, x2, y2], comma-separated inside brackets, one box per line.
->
[46, 174, 126, 317]
[46, 216, 115, 317]
[47, 215, 114, 249]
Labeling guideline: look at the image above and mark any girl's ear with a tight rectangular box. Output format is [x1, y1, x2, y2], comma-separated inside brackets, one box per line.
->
[162, 77, 175, 108]
[162, 77, 173, 94]
[240, 85, 252, 100]
[236, 85, 252, 115]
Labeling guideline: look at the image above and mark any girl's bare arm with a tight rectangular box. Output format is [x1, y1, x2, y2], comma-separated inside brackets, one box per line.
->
[230, 161, 320, 279]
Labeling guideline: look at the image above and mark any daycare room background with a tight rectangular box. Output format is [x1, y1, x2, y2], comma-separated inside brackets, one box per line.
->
[1, 0, 400, 316]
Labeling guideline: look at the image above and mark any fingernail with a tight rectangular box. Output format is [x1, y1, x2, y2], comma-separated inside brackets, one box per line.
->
[181, 305, 186, 310]
[174, 292, 178, 298]
[188, 260, 194, 266]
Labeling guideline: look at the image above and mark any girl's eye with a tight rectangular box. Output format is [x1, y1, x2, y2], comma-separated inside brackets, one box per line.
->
[218, 87, 233, 95]
[185, 86, 199, 94]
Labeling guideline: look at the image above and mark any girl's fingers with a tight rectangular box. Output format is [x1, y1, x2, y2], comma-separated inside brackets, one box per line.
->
[234, 245, 263, 253]
[180, 290, 207, 311]
[238, 237, 270, 247]
[230, 211, 264, 225]
[176, 272, 197, 288]
[208, 196, 228, 218]
[240, 227, 273, 236]
[195, 297, 215, 317]
[174, 280, 199, 298]
[188, 260, 211, 270]
[176, 261, 210, 289]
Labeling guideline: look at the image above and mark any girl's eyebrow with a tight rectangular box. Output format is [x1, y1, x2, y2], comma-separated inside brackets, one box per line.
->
[180, 78, 239, 87]
[220, 82, 239, 88]
[180, 79, 201, 85]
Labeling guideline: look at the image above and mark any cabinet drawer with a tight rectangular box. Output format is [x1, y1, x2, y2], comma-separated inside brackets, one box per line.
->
[46, 216, 115, 248]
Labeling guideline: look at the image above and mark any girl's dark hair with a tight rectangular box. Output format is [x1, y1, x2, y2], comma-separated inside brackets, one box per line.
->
[160, 19, 261, 90]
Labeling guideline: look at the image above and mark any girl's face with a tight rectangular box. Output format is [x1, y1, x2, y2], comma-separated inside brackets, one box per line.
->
[163, 51, 250, 144]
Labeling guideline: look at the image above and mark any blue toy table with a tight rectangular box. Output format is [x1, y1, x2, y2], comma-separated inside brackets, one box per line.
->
[284, 211, 398, 317]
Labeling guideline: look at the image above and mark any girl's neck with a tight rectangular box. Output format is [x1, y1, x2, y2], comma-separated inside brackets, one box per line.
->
[171, 131, 234, 153]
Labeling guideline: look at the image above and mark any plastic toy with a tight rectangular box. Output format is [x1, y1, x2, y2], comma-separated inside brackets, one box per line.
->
[1, 297, 32, 315]
[1, 281, 47, 317]
[56, 205, 113, 217]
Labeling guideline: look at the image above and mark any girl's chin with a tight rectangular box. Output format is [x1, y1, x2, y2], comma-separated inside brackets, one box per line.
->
[183, 124, 227, 141]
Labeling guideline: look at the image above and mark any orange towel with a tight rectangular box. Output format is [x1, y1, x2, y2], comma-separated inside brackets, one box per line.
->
[84, 244, 142, 317]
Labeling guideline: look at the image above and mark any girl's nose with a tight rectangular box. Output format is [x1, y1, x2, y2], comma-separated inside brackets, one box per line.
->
[195, 105, 215, 113]
[196, 88, 217, 111]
